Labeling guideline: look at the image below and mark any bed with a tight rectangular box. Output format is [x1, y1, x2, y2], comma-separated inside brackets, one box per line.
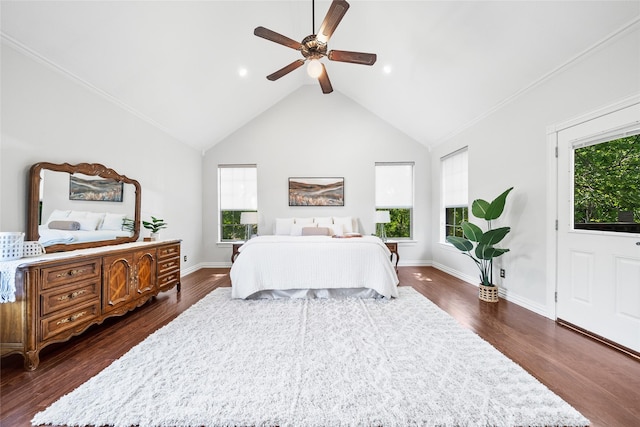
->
[230, 235, 399, 299]
[38, 209, 132, 247]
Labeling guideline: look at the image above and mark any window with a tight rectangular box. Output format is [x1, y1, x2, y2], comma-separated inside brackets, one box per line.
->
[375, 162, 414, 239]
[441, 148, 468, 241]
[218, 165, 257, 241]
[573, 132, 639, 233]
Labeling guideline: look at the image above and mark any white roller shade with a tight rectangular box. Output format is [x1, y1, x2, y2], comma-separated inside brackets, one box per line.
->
[219, 166, 257, 210]
[375, 163, 413, 207]
[442, 149, 468, 207]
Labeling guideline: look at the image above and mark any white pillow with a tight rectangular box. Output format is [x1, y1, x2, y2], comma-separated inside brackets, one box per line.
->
[86, 212, 106, 229]
[274, 218, 294, 235]
[68, 210, 88, 220]
[333, 216, 354, 233]
[291, 222, 317, 236]
[77, 216, 101, 231]
[313, 216, 332, 224]
[294, 217, 314, 225]
[46, 209, 70, 224]
[101, 213, 125, 231]
[330, 223, 345, 236]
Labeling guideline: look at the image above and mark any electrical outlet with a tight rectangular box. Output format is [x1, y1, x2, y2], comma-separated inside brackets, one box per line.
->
[500, 268, 505, 278]
[183, 255, 187, 262]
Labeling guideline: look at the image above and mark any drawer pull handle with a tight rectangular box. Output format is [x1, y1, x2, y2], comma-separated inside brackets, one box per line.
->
[56, 268, 88, 278]
[56, 311, 87, 325]
[57, 290, 86, 301]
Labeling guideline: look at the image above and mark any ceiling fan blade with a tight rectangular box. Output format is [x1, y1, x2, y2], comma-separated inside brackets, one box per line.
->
[318, 64, 333, 94]
[266, 59, 305, 81]
[254, 26, 302, 50]
[328, 50, 377, 66]
[317, 0, 350, 44]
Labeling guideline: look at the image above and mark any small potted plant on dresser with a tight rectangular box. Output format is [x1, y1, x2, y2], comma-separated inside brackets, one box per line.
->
[446, 187, 513, 302]
[143, 216, 167, 241]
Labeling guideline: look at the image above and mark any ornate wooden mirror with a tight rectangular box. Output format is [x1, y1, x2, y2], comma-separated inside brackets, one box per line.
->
[27, 162, 141, 253]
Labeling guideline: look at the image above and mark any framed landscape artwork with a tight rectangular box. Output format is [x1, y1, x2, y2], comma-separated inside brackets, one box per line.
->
[289, 177, 344, 206]
[69, 176, 123, 202]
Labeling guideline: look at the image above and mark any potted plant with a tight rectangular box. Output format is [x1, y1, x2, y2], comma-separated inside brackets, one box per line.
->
[142, 216, 167, 241]
[446, 187, 513, 302]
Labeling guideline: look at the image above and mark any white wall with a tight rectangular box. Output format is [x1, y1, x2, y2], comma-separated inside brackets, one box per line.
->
[430, 25, 640, 317]
[202, 86, 431, 266]
[0, 43, 203, 272]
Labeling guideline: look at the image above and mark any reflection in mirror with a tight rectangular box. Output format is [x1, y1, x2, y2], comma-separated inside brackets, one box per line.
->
[28, 162, 141, 253]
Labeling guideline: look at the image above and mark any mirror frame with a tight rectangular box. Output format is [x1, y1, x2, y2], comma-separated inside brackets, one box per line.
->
[28, 162, 142, 253]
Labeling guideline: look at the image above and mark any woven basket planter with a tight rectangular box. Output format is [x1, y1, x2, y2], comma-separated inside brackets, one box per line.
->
[478, 284, 499, 302]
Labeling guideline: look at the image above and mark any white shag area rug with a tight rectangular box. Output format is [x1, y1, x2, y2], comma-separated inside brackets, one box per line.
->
[32, 287, 589, 427]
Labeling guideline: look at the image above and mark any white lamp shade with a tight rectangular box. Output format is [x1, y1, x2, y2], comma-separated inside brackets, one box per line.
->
[375, 210, 391, 223]
[240, 212, 258, 225]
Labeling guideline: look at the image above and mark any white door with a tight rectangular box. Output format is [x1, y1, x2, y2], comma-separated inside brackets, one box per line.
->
[556, 102, 640, 354]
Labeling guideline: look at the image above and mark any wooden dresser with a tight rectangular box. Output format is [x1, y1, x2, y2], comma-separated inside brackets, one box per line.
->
[0, 239, 180, 370]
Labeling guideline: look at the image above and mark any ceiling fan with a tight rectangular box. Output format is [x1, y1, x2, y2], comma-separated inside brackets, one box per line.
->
[254, 0, 377, 94]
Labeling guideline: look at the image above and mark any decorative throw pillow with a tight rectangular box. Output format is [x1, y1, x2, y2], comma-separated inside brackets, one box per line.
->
[294, 217, 314, 225]
[274, 218, 295, 235]
[67, 211, 88, 220]
[313, 216, 332, 224]
[333, 216, 354, 233]
[77, 217, 101, 231]
[48, 220, 80, 231]
[330, 223, 345, 236]
[101, 213, 126, 231]
[46, 209, 71, 224]
[85, 212, 106, 229]
[302, 226, 331, 236]
[291, 222, 317, 236]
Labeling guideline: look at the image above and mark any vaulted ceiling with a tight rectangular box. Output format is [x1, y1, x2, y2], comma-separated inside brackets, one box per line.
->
[2, 1, 638, 152]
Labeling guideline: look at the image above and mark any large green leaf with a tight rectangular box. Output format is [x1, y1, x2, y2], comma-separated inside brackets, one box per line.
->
[446, 236, 474, 252]
[471, 199, 490, 219]
[484, 187, 514, 220]
[475, 244, 510, 260]
[479, 227, 510, 246]
[461, 222, 483, 242]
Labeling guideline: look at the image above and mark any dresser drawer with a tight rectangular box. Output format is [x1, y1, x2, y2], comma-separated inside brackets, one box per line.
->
[40, 301, 100, 341]
[157, 257, 180, 276]
[40, 280, 100, 316]
[158, 271, 180, 290]
[157, 243, 180, 261]
[40, 259, 101, 291]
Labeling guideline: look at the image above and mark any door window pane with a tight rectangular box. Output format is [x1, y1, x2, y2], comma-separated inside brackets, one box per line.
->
[573, 133, 639, 233]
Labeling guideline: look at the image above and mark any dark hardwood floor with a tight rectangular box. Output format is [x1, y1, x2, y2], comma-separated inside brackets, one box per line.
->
[2, 267, 639, 426]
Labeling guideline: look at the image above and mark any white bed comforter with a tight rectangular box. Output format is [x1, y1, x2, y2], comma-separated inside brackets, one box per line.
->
[230, 235, 399, 299]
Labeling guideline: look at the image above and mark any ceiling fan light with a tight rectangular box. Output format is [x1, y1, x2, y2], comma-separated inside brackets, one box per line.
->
[307, 59, 323, 78]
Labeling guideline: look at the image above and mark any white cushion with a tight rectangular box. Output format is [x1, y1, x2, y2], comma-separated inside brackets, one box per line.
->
[330, 223, 345, 236]
[86, 212, 106, 229]
[294, 217, 314, 225]
[302, 226, 331, 236]
[77, 216, 101, 231]
[101, 213, 125, 231]
[313, 216, 332, 224]
[333, 216, 354, 233]
[274, 218, 294, 235]
[68, 210, 88, 219]
[291, 222, 317, 236]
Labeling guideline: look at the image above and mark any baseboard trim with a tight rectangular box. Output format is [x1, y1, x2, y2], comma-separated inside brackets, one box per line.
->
[431, 262, 551, 318]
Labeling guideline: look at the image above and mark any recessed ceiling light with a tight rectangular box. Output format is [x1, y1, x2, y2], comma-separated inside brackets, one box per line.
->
[238, 67, 248, 77]
[383, 65, 392, 74]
